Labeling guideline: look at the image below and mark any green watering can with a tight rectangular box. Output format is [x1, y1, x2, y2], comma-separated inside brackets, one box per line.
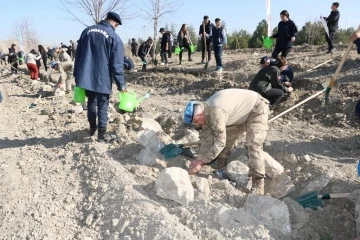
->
[262, 36, 273, 50]
[175, 46, 181, 55]
[118, 90, 150, 112]
[73, 86, 85, 103]
[190, 44, 196, 53]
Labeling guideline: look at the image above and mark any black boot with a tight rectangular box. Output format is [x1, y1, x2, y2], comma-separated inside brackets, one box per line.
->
[98, 128, 112, 143]
[89, 128, 97, 136]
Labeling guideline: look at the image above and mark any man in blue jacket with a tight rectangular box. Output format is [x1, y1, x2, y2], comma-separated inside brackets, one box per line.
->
[74, 12, 126, 143]
[210, 18, 227, 72]
[199, 15, 213, 64]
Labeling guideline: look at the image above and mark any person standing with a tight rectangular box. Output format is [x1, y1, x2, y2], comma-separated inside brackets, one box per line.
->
[322, 2, 340, 54]
[168, 30, 174, 58]
[74, 12, 126, 142]
[210, 18, 227, 71]
[272, 10, 298, 59]
[38, 45, 48, 72]
[159, 27, 170, 66]
[70, 40, 77, 60]
[199, 15, 213, 64]
[8, 44, 18, 74]
[177, 24, 193, 64]
[26, 49, 42, 80]
[130, 38, 138, 57]
[138, 38, 153, 72]
[184, 89, 270, 195]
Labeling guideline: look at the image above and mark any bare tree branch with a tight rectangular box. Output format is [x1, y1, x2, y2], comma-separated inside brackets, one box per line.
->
[11, 18, 39, 53]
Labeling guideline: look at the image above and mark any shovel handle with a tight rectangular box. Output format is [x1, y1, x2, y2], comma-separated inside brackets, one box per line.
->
[318, 193, 350, 199]
[182, 141, 201, 148]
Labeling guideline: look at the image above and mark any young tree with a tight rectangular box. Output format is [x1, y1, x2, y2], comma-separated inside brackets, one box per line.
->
[227, 30, 251, 49]
[334, 27, 354, 44]
[12, 18, 39, 52]
[187, 24, 198, 45]
[136, 0, 184, 54]
[60, 0, 131, 26]
[248, 19, 267, 48]
[296, 20, 326, 45]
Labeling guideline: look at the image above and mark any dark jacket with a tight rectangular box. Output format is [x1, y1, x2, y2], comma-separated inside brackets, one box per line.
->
[124, 56, 134, 70]
[161, 32, 171, 49]
[131, 41, 138, 49]
[324, 10, 340, 32]
[248, 66, 287, 95]
[355, 38, 360, 54]
[8, 47, 16, 54]
[280, 65, 294, 83]
[199, 21, 213, 38]
[74, 20, 125, 94]
[211, 26, 227, 46]
[177, 30, 190, 46]
[138, 42, 149, 58]
[273, 20, 298, 48]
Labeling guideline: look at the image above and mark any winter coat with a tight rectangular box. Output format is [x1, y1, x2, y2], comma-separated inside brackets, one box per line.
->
[248, 66, 287, 96]
[324, 10, 340, 32]
[280, 65, 294, 83]
[123, 56, 134, 70]
[273, 20, 298, 48]
[199, 21, 213, 38]
[160, 32, 171, 49]
[210, 26, 227, 46]
[355, 38, 360, 54]
[130, 41, 138, 50]
[25, 52, 41, 65]
[138, 42, 149, 58]
[57, 50, 72, 62]
[74, 20, 125, 94]
[177, 30, 190, 46]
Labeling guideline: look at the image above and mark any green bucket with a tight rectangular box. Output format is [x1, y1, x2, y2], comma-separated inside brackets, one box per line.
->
[263, 36, 273, 50]
[73, 86, 85, 103]
[190, 45, 196, 53]
[175, 46, 181, 55]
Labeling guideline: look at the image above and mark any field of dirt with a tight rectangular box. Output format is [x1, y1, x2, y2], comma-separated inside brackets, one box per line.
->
[0, 44, 360, 240]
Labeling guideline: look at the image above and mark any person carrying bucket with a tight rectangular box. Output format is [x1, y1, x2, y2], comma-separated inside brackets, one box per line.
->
[159, 28, 171, 66]
[271, 10, 298, 59]
[177, 24, 193, 64]
[74, 12, 126, 143]
[138, 38, 153, 72]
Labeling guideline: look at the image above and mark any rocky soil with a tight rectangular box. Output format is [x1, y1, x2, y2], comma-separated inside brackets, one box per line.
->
[0, 44, 360, 240]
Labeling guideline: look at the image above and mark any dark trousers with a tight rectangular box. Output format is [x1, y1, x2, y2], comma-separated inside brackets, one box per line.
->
[42, 57, 48, 72]
[10, 62, 18, 74]
[131, 48, 137, 57]
[264, 88, 284, 106]
[168, 44, 173, 58]
[214, 45, 223, 67]
[325, 31, 336, 51]
[140, 57, 147, 71]
[201, 38, 211, 61]
[179, 42, 191, 62]
[272, 45, 290, 59]
[85, 90, 110, 129]
[160, 49, 168, 64]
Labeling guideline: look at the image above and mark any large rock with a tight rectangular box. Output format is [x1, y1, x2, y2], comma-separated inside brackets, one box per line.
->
[283, 197, 310, 239]
[244, 195, 292, 238]
[217, 206, 271, 240]
[300, 171, 334, 195]
[136, 130, 165, 153]
[225, 161, 249, 187]
[264, 152, 284, 178]
[268, 173, 295, 199]
[178, 129, 200, 144]
[194, 177, 210, 197]
[135, 148, 158, 166]
[129, 117, 162, 132]
[155, 167, 194, 206]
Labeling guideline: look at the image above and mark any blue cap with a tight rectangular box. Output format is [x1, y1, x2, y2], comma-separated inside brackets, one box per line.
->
[184, 101, 197, 124]
[107, 12, 122, 25]
[50, 61, 58, 69]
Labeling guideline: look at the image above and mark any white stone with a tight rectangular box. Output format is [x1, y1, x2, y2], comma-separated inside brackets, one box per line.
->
[282, 197, 310, 239]
[301, 154, 311, 162]
[264, 152, 284, 178]
[244, 195, 292, 238]
[194, 177, 210, 197]
[136, 130, 165, 153]
[130, 117, 162, 132]
[136, 148, 158, 166]
[300, 171, 334, 195]
[155, 167, 194, 206]
[225, 161, 249, 187]
[71, 105, 83, 114]
[285, 154, 297, 164]
[268, 173, 295, 199]
[178, 130, 200, 144]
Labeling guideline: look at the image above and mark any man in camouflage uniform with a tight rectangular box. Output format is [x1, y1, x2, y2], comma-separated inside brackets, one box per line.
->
[184, 89, 270, 194]
[49, 61, 74, 93]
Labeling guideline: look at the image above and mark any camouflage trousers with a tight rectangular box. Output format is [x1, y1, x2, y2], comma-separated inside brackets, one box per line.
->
[218, 96, 269, 178]
[57, 61, 74, 92]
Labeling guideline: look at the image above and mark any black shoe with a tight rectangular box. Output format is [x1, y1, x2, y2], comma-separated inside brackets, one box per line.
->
[327, 49, 334, 54]
[89, 128, 97, 136]
[201, 60, 205, 64]
[188, 58, 193, 61]
[98, 128, 112, 143]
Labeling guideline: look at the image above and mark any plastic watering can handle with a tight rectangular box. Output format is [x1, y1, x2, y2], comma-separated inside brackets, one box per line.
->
[136, 93, 151, 106]
[119, 90, 136, 102]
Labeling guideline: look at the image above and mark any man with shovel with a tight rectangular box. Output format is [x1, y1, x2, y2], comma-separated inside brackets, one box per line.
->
[184, 89, 270, 195]
[199, 15, 213, 64]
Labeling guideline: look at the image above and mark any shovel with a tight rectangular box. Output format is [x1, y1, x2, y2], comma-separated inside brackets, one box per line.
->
[202, 21, 209, 69]
[295, 191, 350, 210]
[159, 141, 200, 160]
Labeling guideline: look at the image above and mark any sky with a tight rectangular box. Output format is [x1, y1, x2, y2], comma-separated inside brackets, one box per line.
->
[0, 0, 359, 46]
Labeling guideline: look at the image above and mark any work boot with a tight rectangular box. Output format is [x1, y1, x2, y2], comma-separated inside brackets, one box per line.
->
[89, 128, 97, 136]
[98, 128, 112, 143]
[251, 177, 265, 195]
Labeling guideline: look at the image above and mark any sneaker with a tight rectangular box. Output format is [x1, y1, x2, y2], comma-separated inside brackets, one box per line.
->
[165, 63, 168, 66]
[216, 67, 223, 72]
[160, 62, 165, 66]
[201, 60, 205, 64]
